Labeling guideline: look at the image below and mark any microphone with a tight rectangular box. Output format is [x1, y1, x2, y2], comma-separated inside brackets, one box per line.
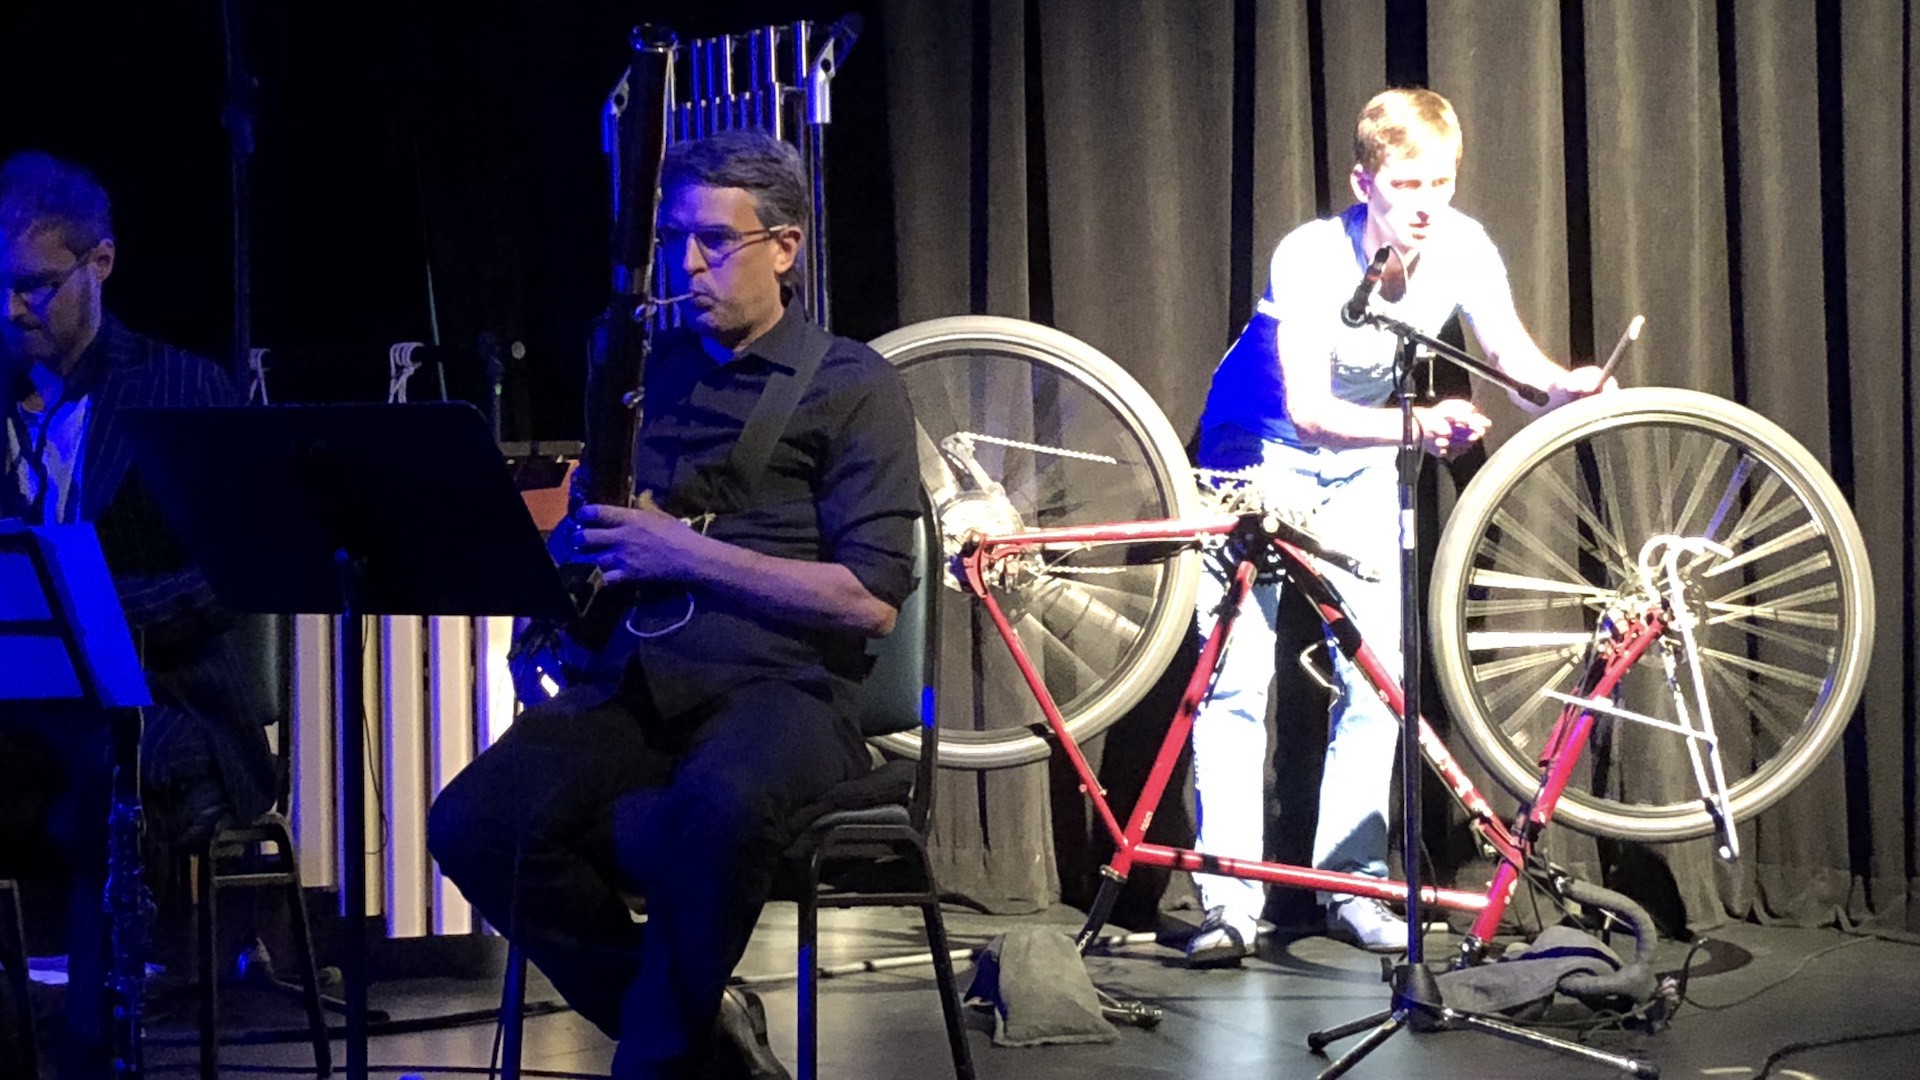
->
[629, 292, 697, 322]
[1341, 246, 1394, 327]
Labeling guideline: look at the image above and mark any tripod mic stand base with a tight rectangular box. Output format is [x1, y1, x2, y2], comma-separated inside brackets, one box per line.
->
[1307, 963, 1660, 1080]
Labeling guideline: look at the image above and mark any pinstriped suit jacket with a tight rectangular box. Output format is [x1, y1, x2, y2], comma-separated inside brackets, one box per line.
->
[2, 314, 274, 827]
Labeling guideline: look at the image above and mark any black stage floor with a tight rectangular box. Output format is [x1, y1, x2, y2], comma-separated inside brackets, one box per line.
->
[127, 905, 1920, 1080]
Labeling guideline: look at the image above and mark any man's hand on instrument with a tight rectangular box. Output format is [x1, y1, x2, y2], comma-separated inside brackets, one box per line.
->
[572, 496, 710, 586]
[1414, 397, 1490, 460]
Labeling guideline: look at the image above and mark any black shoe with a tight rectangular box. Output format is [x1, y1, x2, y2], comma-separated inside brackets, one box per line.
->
[711, 986, 790, 1080]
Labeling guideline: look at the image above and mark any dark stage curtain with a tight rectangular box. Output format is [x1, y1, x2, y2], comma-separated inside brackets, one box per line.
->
[882, 0, 1920, 934]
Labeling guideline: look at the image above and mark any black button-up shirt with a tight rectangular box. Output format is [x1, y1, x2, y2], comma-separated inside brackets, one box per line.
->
[626, 304, 921, 720]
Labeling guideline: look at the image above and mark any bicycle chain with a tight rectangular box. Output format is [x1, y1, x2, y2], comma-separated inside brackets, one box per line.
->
[955, 431, 1119, 464]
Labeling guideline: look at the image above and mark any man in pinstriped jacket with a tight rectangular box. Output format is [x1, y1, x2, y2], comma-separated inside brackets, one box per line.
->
[0, 149, 274, 1077]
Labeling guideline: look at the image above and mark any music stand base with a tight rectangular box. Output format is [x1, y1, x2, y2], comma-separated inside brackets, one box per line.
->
[1307, 963, 1659, 1080]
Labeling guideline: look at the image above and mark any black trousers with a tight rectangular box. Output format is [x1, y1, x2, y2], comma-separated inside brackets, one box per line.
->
[427, 675, 867, 1079]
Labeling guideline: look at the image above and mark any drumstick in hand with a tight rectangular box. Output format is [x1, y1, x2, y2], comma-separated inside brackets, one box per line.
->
[1598, 314, 1646, 382]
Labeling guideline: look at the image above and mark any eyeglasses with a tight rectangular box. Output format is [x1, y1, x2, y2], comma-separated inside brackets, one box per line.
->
[2, 250, 96, 308]
[656, 224, 794, 264]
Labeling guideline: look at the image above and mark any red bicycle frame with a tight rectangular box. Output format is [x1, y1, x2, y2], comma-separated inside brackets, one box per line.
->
[955, 510, 1664, 964]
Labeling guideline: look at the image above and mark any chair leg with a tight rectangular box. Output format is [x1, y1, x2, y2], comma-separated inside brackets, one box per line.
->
[270, 820, 333, 1077]
[0, 884, 37, 1080]
[797, 850, 823, 1080]
[915, 860, 975, 1080]
[196, 852, 220, 1080]
[500, 944, 528, 1080]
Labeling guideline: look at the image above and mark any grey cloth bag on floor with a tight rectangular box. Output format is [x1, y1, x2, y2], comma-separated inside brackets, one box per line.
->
[965, 927, 1118, 1047]
[1435, 924, 1630, 1016]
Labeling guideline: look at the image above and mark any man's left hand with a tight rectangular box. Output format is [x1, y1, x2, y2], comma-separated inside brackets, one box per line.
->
[573, 499, 710, 586]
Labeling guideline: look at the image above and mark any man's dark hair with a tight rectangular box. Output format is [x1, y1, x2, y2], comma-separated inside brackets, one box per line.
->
[661, 130, 809, 286]
[0, 150, 114, 255]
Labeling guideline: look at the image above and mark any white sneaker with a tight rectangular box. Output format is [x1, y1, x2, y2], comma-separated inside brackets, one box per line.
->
[1325, 897, 1412, 953]
[1184, 905, 1257, 968]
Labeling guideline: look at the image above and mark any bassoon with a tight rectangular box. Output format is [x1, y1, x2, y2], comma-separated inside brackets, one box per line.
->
[579, 24, 675, 515]
[509, 26, 675, 697]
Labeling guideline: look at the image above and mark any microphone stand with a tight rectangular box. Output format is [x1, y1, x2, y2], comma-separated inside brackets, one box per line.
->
[1305, 309, 1656, 1080]
[220, 0, 257, 384]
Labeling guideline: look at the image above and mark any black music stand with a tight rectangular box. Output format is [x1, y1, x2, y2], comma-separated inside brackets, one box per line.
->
[0, 521, 152, 1078]
[119, 403, 577, 1080]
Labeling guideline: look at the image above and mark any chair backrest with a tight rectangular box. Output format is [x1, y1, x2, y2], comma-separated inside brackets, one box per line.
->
[850, 494, 943, 831]
[225, 610, 292, 812]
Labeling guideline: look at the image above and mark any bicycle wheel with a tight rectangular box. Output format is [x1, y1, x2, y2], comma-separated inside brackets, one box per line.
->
[1430, 387, 1874, 841]
[867, 317, 1202, 769]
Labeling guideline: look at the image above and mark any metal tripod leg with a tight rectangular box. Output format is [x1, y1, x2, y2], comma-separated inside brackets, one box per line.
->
[1313, 1011, 1407, 1080]
[1305, 999, 1666, 1068]
[1308, 961, 1659, 1080]
[1305, 1008, 1393, 1053]
[1445, 1008, 1658, 1078]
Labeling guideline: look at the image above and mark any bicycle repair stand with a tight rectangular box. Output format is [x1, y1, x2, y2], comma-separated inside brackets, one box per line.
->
[1305, 291, 1657, 1080]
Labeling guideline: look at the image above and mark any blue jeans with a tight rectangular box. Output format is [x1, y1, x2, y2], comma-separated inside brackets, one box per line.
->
[1191, 434, 1404, 926]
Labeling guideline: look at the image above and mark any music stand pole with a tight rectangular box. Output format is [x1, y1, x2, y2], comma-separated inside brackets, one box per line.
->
[1304, 318, 1657, 1080]
[334, 553, 370, 1079]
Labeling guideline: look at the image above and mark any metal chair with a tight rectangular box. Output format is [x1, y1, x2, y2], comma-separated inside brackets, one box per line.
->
[495, 506, 974, 1079]
[0, 878, 35, 1080]
[781, 507, 973, 1080]
[190, 612, 332, 1079]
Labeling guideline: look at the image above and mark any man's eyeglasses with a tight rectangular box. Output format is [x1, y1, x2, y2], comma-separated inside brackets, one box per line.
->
[2, 251, 96, 308]
[656, 224, 794, 263]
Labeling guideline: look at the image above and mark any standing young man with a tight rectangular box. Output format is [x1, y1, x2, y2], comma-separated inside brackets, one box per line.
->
[1185, 89, 1612, 964]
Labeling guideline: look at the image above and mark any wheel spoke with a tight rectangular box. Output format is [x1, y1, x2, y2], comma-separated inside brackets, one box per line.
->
[1528, 466, 1635, 569]
[1701, 453, 1760, 543]
[1702, 655, 1813, 750]
[1593, 438, 1633, 561]
[1705, 581, 1842, 629]
[1497, 692, 1564, 752]
[1016, 576, 1145, 648]
[1483, 655, 1580, 729]
[1474, 647, 1582, 684]
[1651, 425, 1676, 531]
[1467, 630, 1595, 651]
[1027, 570, 1156, 624]
[1713, 614, 1839, 666]
[1721, 472, 1789, 548]
[1723, 486, 1807, 549]
[1696, 647, 1829, 695]
[1703, 520, 1825, 579]
[1710, 551, 1836, 606]
[1468, 568, 1618, 599]
[1488, 507, 1596, 587]
[1014, 611, 1104, 688]
[1671, 436, 1732, 534]
[1466, 594, 1597, 618]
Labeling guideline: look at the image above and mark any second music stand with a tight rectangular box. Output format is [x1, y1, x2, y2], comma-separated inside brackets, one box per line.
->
[120, 402, 576, 1080]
